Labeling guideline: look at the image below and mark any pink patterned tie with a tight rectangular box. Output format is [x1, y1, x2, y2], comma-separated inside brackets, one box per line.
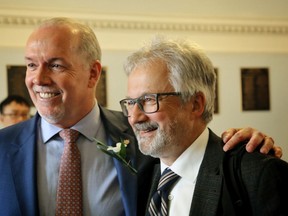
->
[56, 129, 83, 216]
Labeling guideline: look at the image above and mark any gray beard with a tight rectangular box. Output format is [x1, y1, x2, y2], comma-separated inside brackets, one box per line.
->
[134, 121, 173, 158]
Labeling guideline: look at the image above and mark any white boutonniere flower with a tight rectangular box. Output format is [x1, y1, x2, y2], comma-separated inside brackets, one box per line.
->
[93, 138, 137, 174]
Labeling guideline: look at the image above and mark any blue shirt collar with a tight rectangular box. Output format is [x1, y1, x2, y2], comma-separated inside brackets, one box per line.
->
[40, 102, 101, 143]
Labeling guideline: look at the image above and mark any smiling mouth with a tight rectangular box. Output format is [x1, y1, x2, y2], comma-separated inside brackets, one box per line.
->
[38, 92, 60, 99]
[144, 127, 157, 133]
[134, 122, 158, 134]
[139, 125, 158, 134]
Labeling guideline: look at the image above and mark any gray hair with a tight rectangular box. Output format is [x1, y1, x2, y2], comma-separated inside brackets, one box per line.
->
[123, 36, 216, 123]
[38, 17, 101, 63]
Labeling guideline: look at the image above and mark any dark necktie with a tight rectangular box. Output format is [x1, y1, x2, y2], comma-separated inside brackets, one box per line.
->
[147, 168, 180, 216]
[56, 129, 83, 216]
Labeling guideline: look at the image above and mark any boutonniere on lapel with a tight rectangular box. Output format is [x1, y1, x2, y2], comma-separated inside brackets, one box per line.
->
[93, 138, 137, 174]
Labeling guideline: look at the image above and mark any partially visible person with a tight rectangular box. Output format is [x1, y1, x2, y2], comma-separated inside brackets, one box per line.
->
[0, 17, 282, 216]
[121, 36, 288, 215]
[0, 95, 31, 128]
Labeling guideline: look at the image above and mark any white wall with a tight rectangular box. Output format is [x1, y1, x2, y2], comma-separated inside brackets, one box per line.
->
[208, 53, 288, 160]
[0, 16, 287, 161]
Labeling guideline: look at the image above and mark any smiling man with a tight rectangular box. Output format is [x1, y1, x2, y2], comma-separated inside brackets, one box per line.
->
[120, 36, 288, 215]
[24, 23, 98, 128]
[0, 17, 156, 216]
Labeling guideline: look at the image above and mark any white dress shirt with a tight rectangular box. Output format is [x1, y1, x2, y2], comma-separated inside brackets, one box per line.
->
[161, 127, 209, 216]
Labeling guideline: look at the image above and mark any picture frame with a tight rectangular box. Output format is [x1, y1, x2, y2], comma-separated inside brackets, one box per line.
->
[241, 68, 270, 111]
[7, 65, 33, 106]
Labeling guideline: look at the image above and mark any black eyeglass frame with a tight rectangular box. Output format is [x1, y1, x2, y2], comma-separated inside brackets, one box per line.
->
[119, 92, 181, 117]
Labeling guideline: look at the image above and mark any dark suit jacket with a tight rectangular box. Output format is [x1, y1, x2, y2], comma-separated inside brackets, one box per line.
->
[0, 106, 157, 216]
[146, 129, 288, 216]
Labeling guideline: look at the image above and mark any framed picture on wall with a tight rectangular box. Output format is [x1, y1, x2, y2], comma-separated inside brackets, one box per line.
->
[7, 65, 33, 106]
[241, 68, 270, 111]
[7, 65, 107, 107]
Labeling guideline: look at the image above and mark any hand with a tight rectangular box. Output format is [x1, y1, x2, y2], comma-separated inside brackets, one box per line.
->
[222, 127, 282, 158]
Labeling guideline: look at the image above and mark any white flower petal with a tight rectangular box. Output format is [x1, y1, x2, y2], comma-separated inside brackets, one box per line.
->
[107, 143, 121, 153]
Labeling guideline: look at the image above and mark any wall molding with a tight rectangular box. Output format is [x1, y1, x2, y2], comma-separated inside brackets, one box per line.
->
[1, 15, 288, 35]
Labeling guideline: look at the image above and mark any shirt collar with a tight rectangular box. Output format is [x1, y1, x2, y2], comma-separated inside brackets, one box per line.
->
[161, 127, 209, 183]
[41, 102, 101, 143]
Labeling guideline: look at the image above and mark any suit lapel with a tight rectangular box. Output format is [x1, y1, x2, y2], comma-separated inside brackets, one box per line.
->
[8, 115, 40, 215]
[99, 106, 138, 216]
[189, 129, 224, 216]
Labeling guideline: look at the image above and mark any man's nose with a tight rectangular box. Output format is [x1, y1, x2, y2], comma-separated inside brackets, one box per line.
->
[128, 103, 148, 125]
[32, 66, 52, 85]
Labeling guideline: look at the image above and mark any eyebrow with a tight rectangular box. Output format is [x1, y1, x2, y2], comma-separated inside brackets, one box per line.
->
[125, 92, 153, 99]
[24, 56, 66, 62]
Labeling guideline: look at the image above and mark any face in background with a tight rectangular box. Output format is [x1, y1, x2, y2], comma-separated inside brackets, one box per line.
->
[25, 24, 101, 128]
[126, 59, 197, 164]
[0, 101, 30, 127]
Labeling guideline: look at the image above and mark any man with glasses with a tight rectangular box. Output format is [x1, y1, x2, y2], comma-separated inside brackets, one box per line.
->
[120, 36, 288, 215]
[0, 95, 31, 128]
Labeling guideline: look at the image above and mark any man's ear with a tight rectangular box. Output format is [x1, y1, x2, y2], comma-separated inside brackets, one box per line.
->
[191, 92, 205, 117]
[88, 60, 102, 88]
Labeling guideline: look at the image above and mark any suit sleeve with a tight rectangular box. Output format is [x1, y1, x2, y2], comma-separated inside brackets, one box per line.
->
[241, 153, 288, 216]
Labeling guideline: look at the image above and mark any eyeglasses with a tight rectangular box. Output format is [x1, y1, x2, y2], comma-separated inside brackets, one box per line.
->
[119, 92, 181, 117]
[2, 113, 30, 119]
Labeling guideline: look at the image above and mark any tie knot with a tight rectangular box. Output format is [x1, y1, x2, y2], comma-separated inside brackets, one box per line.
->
[158, 168, 180, 191]
[59, 129, 79, 143]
